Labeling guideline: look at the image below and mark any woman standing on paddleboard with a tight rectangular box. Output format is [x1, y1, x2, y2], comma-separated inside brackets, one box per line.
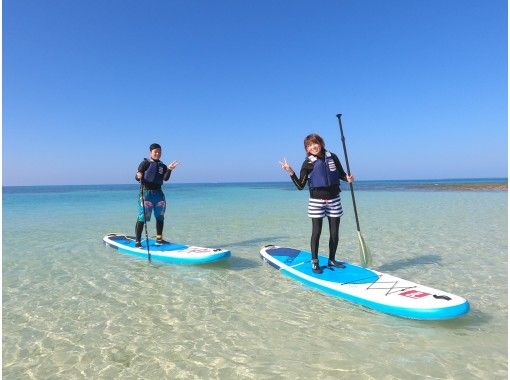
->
[280, 134, 353, 274]
[135, 143, 179, 248]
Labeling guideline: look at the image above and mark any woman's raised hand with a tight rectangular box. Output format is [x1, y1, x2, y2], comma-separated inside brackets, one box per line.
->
[279, 158, 294, 175]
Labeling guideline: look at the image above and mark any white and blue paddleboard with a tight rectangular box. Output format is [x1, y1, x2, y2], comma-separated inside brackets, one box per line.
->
[260, 245, 469, 320]
[104, 233, 230, 264]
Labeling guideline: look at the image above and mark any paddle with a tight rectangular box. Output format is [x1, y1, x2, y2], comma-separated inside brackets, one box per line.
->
[139, 181, 151, 262]
[336, 113, 372, 267]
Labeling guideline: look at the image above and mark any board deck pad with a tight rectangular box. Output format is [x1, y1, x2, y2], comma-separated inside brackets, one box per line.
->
[261, 245, 469, 320]
[103, 233, 230, 264]
[267, 247, 379, 284]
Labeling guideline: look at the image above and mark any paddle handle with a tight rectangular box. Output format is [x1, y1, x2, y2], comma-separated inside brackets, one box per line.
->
[336, 114, 361, 232]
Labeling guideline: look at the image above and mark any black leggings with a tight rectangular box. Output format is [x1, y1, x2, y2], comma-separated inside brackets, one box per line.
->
[310, 217, 340, 261]
[135, 219, 164, 241]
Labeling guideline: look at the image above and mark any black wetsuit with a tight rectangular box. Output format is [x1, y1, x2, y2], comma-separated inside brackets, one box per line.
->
[290, 152, 347, 198]
[135, 159, 172, 242]
[289, 151, 348, 262]
[136, 159, 172, 189]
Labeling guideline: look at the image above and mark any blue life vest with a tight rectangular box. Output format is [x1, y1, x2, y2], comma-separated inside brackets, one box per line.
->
[308, 151, 340, 189]
[143, 159, 166, 185]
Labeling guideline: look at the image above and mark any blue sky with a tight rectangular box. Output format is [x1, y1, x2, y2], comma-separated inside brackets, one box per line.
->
[3, 0, 507, 185]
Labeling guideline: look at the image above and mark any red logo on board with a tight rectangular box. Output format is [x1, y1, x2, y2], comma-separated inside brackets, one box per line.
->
[399, 290, 431, 299]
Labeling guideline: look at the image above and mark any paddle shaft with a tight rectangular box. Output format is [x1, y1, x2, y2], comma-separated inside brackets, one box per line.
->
[336, 114, 361, 232]
[140, 181, 151, 262]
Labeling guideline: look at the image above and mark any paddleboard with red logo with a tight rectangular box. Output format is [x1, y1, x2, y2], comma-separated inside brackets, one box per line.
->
[260, 245, 469, 320]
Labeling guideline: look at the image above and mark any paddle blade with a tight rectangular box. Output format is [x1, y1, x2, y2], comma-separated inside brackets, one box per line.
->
[357, 231, 372, 267]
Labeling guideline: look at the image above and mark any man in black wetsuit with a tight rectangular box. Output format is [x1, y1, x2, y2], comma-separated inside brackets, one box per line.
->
[135, 143, 179, 248]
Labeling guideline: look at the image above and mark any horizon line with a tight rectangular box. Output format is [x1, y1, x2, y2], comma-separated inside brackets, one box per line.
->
[2, 177, 508, 188]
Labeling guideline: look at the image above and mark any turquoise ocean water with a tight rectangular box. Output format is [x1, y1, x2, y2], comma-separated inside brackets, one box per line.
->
[2, 179, 508, 379]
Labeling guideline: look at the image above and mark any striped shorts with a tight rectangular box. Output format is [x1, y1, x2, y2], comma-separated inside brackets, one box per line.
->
[308, 197, 343, 218]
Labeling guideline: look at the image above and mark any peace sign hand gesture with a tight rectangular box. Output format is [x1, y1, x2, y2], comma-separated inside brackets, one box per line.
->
[168, 161, 179, 170]
[279, 158, 294, 176]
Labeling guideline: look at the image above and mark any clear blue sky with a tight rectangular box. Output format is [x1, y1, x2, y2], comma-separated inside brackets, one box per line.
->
[3, 0, 507, 185]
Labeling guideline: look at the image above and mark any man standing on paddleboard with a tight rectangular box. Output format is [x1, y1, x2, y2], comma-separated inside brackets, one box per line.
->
[280, 134, 353, 274]
[135, 143, 179, 248]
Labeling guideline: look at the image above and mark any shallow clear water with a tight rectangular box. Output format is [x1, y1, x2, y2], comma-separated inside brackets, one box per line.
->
[2, 181, 508, 379]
